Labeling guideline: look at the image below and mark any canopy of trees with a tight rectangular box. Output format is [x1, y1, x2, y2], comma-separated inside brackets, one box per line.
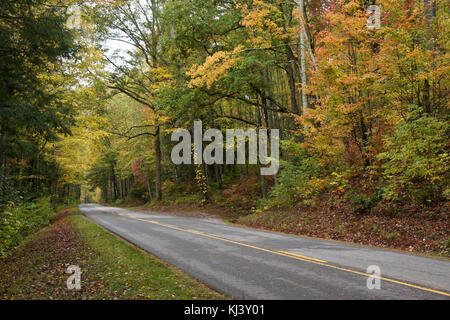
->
[1, 0, 448, 217]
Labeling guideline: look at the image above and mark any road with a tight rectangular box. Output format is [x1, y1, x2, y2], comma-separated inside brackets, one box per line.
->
[79, 204, 450, 300]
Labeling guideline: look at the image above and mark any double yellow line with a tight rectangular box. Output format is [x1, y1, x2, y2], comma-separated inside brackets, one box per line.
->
[96, 207, 450, 297]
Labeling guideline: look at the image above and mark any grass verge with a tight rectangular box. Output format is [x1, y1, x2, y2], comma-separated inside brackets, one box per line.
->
[0, 207, 226, 300]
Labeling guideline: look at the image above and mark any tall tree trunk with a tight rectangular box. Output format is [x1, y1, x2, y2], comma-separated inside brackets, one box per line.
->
[297, 0, 318, 113]
[285, 47, 300, 114]
[155, 125, 162, 201]
[297, 0, 318, 72]
[0, 121, 6, 194]
[111, 165, 118, 201]
[423, 0, 435, 114]
[147, 178, 153, 202]
[299, 24, 308, 112]
[260, 168, 267, 198]
[214, 164, 222, 188]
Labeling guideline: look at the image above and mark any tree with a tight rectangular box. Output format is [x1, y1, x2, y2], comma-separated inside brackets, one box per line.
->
[93, 0, 174, 201]
[0, 0, 78, 203]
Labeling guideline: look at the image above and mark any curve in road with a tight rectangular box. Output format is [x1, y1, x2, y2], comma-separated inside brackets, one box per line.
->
[79, 204, 450, 300]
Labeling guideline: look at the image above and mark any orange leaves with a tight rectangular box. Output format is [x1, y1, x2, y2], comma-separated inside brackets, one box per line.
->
[304, 0, 449, 176]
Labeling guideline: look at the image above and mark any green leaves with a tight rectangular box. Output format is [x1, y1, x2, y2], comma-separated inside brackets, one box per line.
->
[0, 0, 81, 205]
[0, 197, 54, 257]
[378, 108, 449, 203]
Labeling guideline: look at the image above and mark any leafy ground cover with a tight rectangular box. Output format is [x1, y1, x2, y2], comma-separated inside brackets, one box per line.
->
[237, 204, 450, 257]
[0, 208, 226, 300]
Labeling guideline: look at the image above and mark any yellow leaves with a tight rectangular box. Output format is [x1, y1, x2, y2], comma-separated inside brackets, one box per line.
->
[342, 0, 361, 15]
[186, 0, 296, 90]
[145, 66, 175, 95]
[53, 107, 112, 186]
[241, 1, 270, 30]
[239, 0, 288, 46]
[294, 177, 331, 200]
[157, 115, 171, 124]
[187, 46, 244, 88]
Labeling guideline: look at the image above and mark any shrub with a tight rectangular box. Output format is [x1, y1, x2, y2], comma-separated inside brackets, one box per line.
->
[378, 109, 449, 204]
[129, 183, 148, 200]
[260, 141, 325, 209]
[0, 198, 55, 257]
[346, 190, 382, 215]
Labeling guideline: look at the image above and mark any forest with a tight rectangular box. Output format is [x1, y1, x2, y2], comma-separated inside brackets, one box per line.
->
[0, 0, 449, 257]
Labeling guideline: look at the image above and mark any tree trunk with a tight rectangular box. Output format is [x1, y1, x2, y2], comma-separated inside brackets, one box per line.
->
[155, 125, 162, 201]
[0, 121, 6, 194]
[147, 178, 153, 202]
[214, 164, 222, 188]
[111, 165, 118, 202]
[285, 50, 300, 114]
[260, 169, 267, 198]
[300, 25, 308, 112]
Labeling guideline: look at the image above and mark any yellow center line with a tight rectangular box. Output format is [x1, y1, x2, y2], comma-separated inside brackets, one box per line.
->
[278, 251, 327, 263]
[95, 207, 450, 297]
[187, 229, 206, 235]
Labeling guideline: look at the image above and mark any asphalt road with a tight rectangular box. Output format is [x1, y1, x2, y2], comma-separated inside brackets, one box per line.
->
[79, 204, 450, 300]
